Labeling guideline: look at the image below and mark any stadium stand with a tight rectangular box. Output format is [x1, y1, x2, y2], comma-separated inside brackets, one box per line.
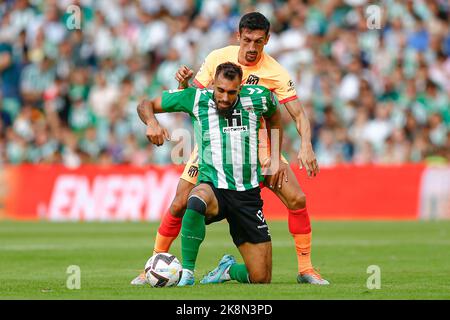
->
[0, 0, 448, 166]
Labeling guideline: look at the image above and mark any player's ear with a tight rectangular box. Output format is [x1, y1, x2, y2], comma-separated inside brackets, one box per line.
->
[236, 31, 241, 42]
[265, 33, 270, 45]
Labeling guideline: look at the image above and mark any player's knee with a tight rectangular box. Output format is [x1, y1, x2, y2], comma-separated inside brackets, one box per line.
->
[287, 193, 306, 210]
[186, 193, 207, 217]
[249, 270, 271, 284]
[170, 180, 196, 217]
[170, 196, 188, 217]
[250, 275, 271, 284]
[188, 185, 211, 204]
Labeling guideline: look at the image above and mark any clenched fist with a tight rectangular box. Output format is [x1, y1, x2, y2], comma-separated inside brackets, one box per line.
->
[146, 121, 170, 146]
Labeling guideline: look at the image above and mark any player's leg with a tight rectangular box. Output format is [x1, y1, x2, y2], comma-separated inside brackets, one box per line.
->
[178, 183, 220, 286]
[153, 178, 195, 254]
[237, 242, 272, 283]
[265, 163, 329, 285]
[153, 146, 200, 254]
[201, 187, 272, 284]
[131, 149, 198, 285]
[259, 122, 312, 278]
[200, 242, 272, 284]
[131, 178, 197, 286]
[202, 241, 272, 284]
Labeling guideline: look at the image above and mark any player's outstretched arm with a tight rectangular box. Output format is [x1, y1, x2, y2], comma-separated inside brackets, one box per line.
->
[137, 97, 170, 146]
[137, 97, 165, 124]
[284, 99, 319, 177]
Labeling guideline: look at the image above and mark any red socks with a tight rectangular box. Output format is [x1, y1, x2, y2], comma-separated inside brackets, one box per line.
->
[288, 207, 313, 273]
[158, 211, 182, 237]
[153, 211, 183, 254]
[288, 207, 311, 234]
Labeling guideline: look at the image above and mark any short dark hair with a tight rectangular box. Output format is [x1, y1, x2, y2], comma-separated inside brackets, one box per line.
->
[215, 62, 243, 82]
[239, 12, 270, 35]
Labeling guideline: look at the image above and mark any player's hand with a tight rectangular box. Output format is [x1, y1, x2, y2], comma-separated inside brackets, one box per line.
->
[266, 159, 289, 190]
[175, 65, 194, 89]
[298, 144, 319, 177]
[146, 121, 170, 146]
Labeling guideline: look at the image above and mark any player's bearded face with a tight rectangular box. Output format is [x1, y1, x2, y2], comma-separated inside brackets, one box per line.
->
[238, 29, 269, 64]
[213, 76, 241, 116]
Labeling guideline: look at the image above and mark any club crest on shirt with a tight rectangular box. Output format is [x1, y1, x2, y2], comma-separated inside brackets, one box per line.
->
[246, 74, 260, 85]
[223, 109, 248, 134]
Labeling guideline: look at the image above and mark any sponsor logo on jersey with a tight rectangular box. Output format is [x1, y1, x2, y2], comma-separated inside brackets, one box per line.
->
[287, 80, 295, 92]
[223, 126, 248, 133]
[269, 92, 277, 106]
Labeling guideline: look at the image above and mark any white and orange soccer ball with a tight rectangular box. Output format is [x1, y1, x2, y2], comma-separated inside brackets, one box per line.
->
[144, 253, 182, 287]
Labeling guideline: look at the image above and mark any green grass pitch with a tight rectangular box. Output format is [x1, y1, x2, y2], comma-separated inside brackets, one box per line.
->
[0, 220, 449, 299]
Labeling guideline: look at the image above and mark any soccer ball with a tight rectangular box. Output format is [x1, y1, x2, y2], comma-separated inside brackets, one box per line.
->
[144, 253, 182, 287]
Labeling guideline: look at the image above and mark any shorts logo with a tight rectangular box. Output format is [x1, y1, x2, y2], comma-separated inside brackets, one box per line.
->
[187, 165, 199, 178]
[246, 74, 260, 85]
[256, 210, 269, 236]
[256, 210, 265, 223]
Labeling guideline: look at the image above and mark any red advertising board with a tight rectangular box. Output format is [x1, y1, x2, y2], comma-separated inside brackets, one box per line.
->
[0, 164, 432, 221]
[261, 164, 425, 220]
[2, 165, 182, 221]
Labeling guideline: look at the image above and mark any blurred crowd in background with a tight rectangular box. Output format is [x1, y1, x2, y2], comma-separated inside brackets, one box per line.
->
[0, 0, 449, 167]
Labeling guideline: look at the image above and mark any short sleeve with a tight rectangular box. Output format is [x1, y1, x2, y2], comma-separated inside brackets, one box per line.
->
[161, 88, 197, 115]
[263, 90, 279, 118]
[273, 68, 298, 104]
[193, 50, 218, 88]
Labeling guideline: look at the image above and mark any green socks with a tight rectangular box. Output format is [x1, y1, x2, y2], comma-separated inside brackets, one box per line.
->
[181, 209, 206, 271]
[180, 205, 249, 284]
[229, 263, 250, 283]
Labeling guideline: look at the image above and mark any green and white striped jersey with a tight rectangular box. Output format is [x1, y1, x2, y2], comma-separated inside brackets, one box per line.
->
[161, 85, 278, 191]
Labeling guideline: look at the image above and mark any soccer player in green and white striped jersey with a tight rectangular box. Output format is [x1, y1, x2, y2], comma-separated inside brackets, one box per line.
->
[137, 62, 283, 285]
